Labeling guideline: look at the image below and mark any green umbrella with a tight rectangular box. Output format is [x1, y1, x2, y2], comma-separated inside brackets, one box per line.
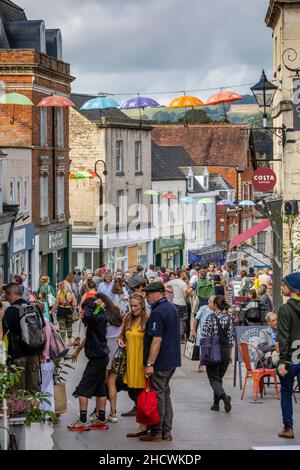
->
[75, 172, 88, 179]
[0, 93, 33, 105]
[198, 198, 214, 204]
[143, 189, 160, 196]
[79, 171, 93, 178]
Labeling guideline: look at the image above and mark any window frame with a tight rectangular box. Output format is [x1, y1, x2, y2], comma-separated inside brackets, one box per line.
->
[40, 175, 49, 221]
[40, 107, 48, 146]
[57, 107, 64, 148]
[135, 141, 142, 172]
[57, 174, 65, 218]
[116, 140, 124, 173]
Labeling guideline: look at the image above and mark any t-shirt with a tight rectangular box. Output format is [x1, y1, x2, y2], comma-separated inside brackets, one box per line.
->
[97, 281, 114, 300]
[146, 270, 159, 282]
[3, 299, 45, 359]
[166, 279, 187, 306]
[143, 298, 181, 371]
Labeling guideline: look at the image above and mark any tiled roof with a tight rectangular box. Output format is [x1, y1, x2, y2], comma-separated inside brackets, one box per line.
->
[151, 141, 194, 181]
[151, 124, 251, 169]
[209, 173, 233, 191]
[71, 93, 142, 126]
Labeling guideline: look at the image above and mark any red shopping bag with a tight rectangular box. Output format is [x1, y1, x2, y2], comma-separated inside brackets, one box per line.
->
[136, 378, 160, 426]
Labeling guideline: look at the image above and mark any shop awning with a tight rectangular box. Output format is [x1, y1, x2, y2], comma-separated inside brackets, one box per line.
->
[230, 219, 271, 248]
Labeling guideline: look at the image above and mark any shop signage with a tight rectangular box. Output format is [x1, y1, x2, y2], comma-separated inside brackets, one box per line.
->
[155, 237, 184, 253]
[252, 168, 277, 192]
[14, 228, 26, 253]
[49, 232, 65, 250]
[293, 78, 300, 131]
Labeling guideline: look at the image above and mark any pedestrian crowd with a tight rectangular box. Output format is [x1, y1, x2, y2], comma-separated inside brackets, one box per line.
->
[0, 262, 299, 442]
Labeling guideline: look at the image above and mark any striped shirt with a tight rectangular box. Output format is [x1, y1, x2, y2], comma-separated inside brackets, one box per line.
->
[202, 313, 235, 347]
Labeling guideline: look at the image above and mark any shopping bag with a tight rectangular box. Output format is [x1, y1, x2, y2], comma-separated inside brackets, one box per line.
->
[136, 378, 160, 427]
[54, 383, 67, 415]
[184, 340, 200, 361]
[49, 323, 69, 360]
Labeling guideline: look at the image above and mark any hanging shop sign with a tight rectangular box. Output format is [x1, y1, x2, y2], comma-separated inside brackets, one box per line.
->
[252, 168, 277, 192]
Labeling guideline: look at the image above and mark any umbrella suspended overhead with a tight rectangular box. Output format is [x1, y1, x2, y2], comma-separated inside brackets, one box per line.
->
[205, 90, 242, 123]
[120, 96, 160, 109]
[36, 95, 75, 107]
[162, 193, 177, 200]
[80, 96, 119, 110]
[88, 170, 97, 177]
[0, 92, 34, 124]
[198, 198, 214, 204]
[217, 199, 235, 206]
[180, 196, 197, 204]
[69, 172, 77, 180]
[239, 200, 255, 207]
[167, 95, 205, 108]
[143, 190, 160, 196]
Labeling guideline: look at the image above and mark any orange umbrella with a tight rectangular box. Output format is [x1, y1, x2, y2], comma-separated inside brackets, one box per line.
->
[69, 172, 77, 179]
[162, 193, 177, 200]
[205, 90, 242, 106]
[167, 95, 205, 108]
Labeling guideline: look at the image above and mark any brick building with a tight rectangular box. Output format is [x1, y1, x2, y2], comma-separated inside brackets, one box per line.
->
[0, 0, 75, 289]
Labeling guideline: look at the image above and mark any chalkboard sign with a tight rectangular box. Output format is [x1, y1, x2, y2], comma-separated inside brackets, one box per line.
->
[235, 326, 272, 362]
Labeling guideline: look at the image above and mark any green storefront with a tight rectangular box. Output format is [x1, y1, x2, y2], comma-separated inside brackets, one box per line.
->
[39, 226, 72, 289]
[154, 236, 185, 270]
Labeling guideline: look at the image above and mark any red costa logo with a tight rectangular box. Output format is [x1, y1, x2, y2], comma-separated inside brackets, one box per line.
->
[252, 168, 277, 192]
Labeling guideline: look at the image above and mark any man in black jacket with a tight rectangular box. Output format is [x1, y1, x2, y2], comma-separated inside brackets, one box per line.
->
[68, 297, 109, 432]
[277, 273, 300, 439]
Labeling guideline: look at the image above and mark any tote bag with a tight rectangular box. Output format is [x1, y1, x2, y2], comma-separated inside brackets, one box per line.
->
[136, 378, 160, 427]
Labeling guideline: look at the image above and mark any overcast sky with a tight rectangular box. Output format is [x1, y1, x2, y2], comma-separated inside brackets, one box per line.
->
[20, 0, 273, 102]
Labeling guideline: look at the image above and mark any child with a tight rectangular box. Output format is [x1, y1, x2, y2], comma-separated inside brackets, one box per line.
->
[68, 297, 109, 431]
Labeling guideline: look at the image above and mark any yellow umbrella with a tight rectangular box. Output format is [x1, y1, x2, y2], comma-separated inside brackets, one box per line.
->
[167, 95, 205, 108]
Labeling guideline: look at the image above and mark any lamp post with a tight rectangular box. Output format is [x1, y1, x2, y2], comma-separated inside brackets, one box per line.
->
[94, 160, 107, 268]
[250, 70, 287, 146]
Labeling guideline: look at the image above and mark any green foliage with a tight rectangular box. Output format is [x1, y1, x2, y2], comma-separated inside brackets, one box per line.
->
[0, 362, 23, 400]
[178, 108, 213, 124]
[53, 355, 75, 384]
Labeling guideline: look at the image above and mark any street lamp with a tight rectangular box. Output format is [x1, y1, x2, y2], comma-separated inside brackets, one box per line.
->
[250, 70, 287, 145]
[94, 160, 107, 268]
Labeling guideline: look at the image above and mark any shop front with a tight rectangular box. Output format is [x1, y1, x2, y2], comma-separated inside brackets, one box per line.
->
[10, 224, 35, 284]
[38, 226, 72, 289]
[154, 236, 185, 270]
[0, 217, 15, 284]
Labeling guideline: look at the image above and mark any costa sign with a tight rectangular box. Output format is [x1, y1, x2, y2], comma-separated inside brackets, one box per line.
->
[252, 168, 277, 192]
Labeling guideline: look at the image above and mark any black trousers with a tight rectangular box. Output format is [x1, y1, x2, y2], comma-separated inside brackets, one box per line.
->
[206, 349, 232, 404]
[128, 387, 144, 404]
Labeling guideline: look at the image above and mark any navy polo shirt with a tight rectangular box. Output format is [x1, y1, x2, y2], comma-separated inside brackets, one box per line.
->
[143, 297, 181, 371]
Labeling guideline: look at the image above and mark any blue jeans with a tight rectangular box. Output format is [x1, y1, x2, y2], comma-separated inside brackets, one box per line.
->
[279, 363, 300, 429]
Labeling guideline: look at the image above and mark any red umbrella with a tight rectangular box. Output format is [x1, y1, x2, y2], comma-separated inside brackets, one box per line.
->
[36, 95, 75, 107]
[162, 193, 177, 200]
[205, 90, 242, 106]
[88, 170, 97, 177]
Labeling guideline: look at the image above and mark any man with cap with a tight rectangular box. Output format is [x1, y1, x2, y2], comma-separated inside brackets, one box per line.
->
[140, 282, 181, 442]
[277, 272, 300, 439]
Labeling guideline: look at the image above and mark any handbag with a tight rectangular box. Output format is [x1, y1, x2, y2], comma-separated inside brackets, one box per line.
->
[184, 340, 200, 361]
[47, 286, 56, 307]
[49, 323, 69, 360]
[136, 377, 160, 427]
[111, 346, 127, 376]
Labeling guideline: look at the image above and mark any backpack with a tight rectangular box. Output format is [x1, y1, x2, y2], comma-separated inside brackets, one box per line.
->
[244, 301, 261, 322]
[15, 303, 46, 351]
[200, 314, 230, 366]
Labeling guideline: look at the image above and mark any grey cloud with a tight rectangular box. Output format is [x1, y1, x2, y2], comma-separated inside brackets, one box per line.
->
[21, 0, 272, 96]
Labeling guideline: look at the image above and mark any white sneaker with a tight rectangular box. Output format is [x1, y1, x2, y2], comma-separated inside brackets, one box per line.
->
[107, 414, 118, 423]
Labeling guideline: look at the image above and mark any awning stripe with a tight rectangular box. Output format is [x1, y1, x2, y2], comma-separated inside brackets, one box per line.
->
[230, 219, 271, 248]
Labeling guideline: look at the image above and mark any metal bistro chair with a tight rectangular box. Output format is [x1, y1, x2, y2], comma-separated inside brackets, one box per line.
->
[239, 342, 280, 401]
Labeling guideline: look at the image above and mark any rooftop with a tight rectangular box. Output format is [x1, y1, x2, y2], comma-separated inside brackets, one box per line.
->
[0, 0, 26, 22]
[151, 124, 252, 169]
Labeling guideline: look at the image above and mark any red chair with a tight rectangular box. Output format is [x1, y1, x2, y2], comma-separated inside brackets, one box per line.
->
[239, 342, 280, 401]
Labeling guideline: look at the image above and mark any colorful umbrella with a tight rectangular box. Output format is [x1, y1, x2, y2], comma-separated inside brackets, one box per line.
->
[180, 196, 197, 204]
[144, 190, 160, 196]
[120, 96, 160, 109]
[239, 200, 255, 207]
[0, 92, 34, 125]
[217, 199, 235, 206]
[198, 198, 214, 204]
[88, 170, 97, 177]
[69, 172, 77, 179]
[80, 96, 119, 110]
[0, 93, 33, 105]
[167, 95, 205, 108]
[162, 193, 177, 200]
[75, 171, 89, 179]
[36, 95, 75, 107]
[205, 90, 242, 106]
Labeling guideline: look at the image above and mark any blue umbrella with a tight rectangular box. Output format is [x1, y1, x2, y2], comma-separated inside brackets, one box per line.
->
[120, 96, 160, 109]
[239, 200, 255, 207]
[180, 196, 197, 204]
[80, 96, 119, 110]
[217, 199, 235, 206]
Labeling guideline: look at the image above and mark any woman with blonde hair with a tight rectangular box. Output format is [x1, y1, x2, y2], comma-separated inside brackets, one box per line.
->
[117, 292, 149, 437]
[52, 280, 77, 344]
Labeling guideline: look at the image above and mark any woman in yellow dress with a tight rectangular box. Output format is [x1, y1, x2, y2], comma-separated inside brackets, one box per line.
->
[117, 292, 149, 437]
